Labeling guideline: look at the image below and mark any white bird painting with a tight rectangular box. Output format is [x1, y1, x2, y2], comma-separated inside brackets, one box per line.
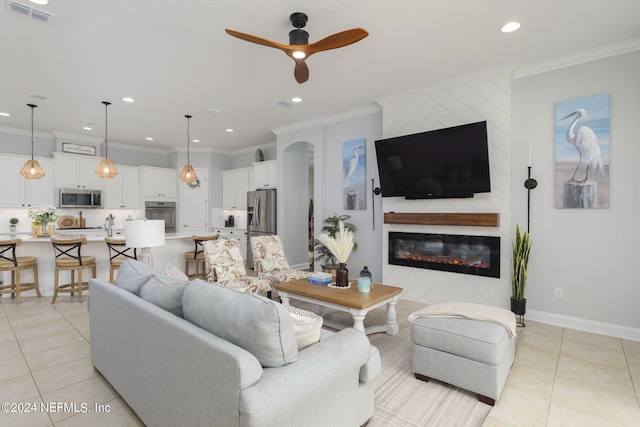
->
[342, 139, 366, 210]
[561, 108, 605, 182]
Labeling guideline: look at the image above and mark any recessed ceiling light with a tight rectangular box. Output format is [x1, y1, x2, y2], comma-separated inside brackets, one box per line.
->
[122, 97, 135, 103]
[193, 139, 200, 143]
[0, 112, 10, 117]
[226, 129, 234, 133]
[29, 0, 49, 5]
[291, 97, 302, 103]
[146, 137, 154, 141]
[501, 21, 521, 33]
[82, 126, 92, 131]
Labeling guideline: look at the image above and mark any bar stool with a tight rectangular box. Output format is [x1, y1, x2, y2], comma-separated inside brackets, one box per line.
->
[185, 234, 218, 279]
[51, 237, 96, 303]
[105, 237, 137, 283]
[0, 239, 40, 304]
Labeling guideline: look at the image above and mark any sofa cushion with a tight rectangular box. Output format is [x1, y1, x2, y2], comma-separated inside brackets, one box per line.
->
[183, 280, 298, 367]
[286, 305, 323, 350]
[165, 263, 189, 281]
[114, 258, 156, 296]
[140, 272, 189, 318]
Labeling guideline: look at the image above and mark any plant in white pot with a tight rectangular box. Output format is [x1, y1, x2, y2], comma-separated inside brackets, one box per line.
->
[511, 224, 531, 317]
[9, 217, 19, 232]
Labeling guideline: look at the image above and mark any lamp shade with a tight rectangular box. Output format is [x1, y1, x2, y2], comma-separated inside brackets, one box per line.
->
[125, 220, 165, 248]
[96, 157, 119, 178]
[20, 159, 46, 179]
[179, 164, 198, 183]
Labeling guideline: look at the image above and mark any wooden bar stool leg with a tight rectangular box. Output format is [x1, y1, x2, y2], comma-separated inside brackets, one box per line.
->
[70, 270, 75, 297]
[10, 270, 16, 299]
[33, 264, 41, 297]
[15, 268, 21, 304]
[52, 267, 59, 303]
[77, 267, 83, 303]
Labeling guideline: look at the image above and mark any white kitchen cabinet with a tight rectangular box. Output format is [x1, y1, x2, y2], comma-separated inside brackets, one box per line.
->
[253, 160, 277, 188]
[54, 153, 103, 189]
[140, 167, 177, 200]
[0, 155, 53, 208]
[222, 167, 250, 209]
[104, 165, 138, 208]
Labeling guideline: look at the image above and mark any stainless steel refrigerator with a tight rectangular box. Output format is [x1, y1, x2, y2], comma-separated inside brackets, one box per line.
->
[246, 189, 276, 269]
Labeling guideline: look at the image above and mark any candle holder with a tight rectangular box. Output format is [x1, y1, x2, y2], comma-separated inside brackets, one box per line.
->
[523, 166, 537, 232]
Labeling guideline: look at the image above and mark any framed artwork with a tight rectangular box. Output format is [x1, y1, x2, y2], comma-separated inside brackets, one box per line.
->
[62, 142, 96, 156]
[342, 138, 366, 210]
[555, 93, 610, 208]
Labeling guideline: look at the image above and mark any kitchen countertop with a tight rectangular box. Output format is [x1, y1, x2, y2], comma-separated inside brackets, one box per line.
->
[0, 231, 194, 242]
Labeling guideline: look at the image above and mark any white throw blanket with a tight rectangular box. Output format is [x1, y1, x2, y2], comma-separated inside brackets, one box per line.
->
[408, 301, 517, 338]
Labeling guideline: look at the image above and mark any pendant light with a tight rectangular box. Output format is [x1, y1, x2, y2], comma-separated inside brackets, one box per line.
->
[95, 101, 118, 178]
[179, 114, 198, 183]
[19, 104, 46, 179]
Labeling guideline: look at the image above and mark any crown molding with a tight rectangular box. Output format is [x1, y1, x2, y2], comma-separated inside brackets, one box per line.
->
[0, 125, 54, 140]
[51, 130, 104, 145]
[272, 104, 381, 136]
[514, 38, 640, 79]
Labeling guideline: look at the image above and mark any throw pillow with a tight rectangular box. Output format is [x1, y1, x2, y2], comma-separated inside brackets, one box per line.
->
[114, 258, 156, 296]
[165, 263, 189, 281]
[183, 280, 298, 367]
[139, 272, 189, 318]
[286, 305, 323, 350]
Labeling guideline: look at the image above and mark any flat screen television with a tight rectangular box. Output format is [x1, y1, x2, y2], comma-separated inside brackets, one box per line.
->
[374, 121, 490, 199]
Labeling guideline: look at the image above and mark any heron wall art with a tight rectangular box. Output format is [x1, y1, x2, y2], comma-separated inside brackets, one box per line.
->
[343, 138, 366, 210]
[555, 93, 610, 209]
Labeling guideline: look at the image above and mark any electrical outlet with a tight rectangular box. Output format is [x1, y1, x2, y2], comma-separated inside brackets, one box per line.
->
[555, 288, 563, 299]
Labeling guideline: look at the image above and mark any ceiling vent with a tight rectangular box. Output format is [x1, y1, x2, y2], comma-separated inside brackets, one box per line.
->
[6, 0, 53, 22]
[275, 100, 295, 108]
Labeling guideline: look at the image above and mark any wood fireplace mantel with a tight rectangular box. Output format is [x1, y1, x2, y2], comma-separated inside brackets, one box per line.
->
[383, 212, 499, 227]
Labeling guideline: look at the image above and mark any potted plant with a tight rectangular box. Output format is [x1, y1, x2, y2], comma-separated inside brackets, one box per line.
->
[511, 224, 531, 316]
[313, 214, 358, 270]
[9, 217, 19, 232]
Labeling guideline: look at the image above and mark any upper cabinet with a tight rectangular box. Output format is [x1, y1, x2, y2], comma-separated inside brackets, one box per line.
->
[0, 155, 53, 208]
[222, 167, 251, 209]
[253, 160, 277, 189]
[140, 167, 177, 200]
[104, 165, 139, 209]
[54, 153, 103, 190]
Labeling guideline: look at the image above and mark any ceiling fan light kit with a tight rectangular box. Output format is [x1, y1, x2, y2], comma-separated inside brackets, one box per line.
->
[20, 103, 46, 179]
[95, 101, 118, 179]
[179, 114, 198, 183]
[225, 12, 368, 84]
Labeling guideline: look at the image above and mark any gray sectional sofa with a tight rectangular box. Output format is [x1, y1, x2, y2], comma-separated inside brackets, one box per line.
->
[89, 259, 380, 427]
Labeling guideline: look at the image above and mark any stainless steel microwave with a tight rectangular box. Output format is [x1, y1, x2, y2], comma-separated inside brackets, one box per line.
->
[58, 189, 102, 209]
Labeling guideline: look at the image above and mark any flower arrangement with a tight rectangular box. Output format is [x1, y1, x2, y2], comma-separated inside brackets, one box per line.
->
[317, 220, 354, 264]
[186, 178, 201, 189]
[28, 205, 61, 226]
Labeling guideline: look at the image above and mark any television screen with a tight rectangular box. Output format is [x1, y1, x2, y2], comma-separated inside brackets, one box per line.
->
[374, 121, 490, 198]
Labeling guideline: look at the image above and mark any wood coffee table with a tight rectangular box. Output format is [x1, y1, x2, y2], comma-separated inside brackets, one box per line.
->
[274, 278, 403, 335]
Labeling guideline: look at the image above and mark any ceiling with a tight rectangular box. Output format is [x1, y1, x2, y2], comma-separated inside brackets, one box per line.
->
[1, 0, 639, 154]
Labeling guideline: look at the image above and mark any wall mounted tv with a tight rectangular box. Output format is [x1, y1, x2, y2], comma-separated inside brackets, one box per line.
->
[374, 121, 490, 199]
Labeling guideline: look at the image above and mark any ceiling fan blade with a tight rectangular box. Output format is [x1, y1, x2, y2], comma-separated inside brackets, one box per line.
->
[225, 29, 289, 51]
[294, 60, 309, 84]
[305, 28, 369, 56]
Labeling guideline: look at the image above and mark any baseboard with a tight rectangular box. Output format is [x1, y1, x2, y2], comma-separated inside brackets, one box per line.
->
[526, 309, 640, 342]
[290, 262, 311, 271]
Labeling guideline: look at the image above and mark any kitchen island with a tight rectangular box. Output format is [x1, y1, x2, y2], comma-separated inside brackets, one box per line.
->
[0, 231, 194, 297]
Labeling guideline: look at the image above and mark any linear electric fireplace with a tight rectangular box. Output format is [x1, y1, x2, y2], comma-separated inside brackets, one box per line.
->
[389, 232, 500, 278]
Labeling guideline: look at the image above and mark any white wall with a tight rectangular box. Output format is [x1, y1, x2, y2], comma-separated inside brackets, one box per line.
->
[512, 50, 640, 334]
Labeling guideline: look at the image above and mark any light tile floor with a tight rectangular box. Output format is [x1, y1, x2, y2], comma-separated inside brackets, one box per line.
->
[1, 295, 639, 426]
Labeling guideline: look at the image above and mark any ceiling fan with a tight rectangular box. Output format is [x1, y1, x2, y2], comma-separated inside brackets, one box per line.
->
[225, 12, 368, 84]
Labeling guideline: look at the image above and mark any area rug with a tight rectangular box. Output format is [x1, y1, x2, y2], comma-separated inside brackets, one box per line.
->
[297, 299, 496, 427]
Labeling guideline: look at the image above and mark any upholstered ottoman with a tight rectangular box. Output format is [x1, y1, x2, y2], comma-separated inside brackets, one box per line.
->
[409, 302, 516, 406]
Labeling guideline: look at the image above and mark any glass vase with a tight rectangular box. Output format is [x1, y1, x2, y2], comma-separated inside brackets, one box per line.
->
[335, 263, 349, 287]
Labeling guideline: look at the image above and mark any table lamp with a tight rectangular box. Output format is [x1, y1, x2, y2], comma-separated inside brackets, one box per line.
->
[125, 220, 165, 265]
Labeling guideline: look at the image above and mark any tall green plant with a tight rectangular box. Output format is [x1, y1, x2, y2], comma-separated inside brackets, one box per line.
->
[511, 224, 531, 300]
[313, 214, 358, 265]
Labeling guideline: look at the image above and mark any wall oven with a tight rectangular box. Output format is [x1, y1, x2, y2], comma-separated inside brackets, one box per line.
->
[58, 189, 102, 209]
[145, 201, 177, 233]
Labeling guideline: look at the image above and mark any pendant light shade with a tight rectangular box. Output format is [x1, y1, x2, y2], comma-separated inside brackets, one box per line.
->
[179, 114, 198, 183]
[95, 101, 118, 179]
[20, 104, 45, 179]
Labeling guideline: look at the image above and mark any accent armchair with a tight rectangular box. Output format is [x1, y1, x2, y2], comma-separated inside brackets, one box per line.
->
[249, 235, 308, 286]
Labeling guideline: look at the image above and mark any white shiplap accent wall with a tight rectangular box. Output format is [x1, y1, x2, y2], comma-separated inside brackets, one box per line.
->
[376, 71, 511, 309]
